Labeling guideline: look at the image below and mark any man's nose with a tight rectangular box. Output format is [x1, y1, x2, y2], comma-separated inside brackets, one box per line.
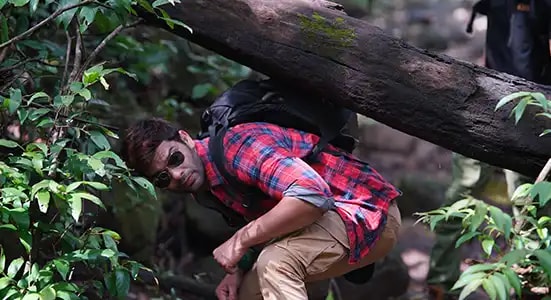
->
[169, 168, 184, 181]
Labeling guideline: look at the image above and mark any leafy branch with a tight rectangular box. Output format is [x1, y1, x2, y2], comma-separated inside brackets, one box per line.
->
[0, 0, 95, 50]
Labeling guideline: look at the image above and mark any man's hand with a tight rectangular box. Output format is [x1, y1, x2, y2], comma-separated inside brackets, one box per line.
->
[213, 234, 248, 273]
[215, 271, 243, 300]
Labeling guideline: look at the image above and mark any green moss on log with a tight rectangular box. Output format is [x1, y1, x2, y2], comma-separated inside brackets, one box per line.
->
[298, 12, 356, 48]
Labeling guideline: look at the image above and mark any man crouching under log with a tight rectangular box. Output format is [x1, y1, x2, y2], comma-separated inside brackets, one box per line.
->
[120, 117, 402, 300]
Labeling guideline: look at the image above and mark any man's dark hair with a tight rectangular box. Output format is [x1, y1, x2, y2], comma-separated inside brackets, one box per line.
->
[120, 118, 180, 175]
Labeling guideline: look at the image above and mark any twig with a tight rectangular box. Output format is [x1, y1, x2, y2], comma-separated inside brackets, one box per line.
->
[79, 19, 143, 75]
[0, 0, 94, 50]
[0, 58, 36, 73]
[62, 30, 73, 89]
[0, 47, 8, 63]
[535, 158, 551, 183]
[67, 23, 82, 86]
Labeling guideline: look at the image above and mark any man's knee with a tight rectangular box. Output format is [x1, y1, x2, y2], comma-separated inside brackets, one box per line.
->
[256, 244, 306, 281]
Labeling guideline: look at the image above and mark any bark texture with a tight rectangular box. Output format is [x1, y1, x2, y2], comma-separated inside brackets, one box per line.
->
[144, 0, 551, 177]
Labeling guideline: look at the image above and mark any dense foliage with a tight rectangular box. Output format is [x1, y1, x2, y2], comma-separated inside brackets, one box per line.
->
[418, 92, 551, 300]
[0, 0, 200, 298]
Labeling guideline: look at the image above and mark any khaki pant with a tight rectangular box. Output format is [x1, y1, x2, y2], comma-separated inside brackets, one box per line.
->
[238, 201, 401, 300]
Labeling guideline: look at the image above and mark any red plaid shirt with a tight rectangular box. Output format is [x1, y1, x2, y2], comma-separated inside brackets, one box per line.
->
[194, 122, 401, 264]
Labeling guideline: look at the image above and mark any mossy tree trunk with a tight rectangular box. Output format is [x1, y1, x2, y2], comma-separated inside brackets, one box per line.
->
[142, 0, 551, 177]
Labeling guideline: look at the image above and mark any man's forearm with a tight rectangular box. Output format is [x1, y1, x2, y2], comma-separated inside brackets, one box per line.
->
[236, 197, 325, 248]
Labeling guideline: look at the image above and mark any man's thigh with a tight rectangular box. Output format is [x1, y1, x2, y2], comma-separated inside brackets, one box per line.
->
[238, 210, 348, 300]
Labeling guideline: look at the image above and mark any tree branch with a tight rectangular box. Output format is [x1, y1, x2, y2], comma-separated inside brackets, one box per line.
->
[79, 19, 143, 75]
[0, 58, 36, 73]
[0, 0, 94, 50]
[535, 158, 551, 183]
[61, 30, 73, 89]
[67, 23, 83, 86]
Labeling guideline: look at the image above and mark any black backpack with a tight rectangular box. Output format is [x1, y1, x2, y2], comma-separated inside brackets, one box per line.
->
[466, 0, 551, 84]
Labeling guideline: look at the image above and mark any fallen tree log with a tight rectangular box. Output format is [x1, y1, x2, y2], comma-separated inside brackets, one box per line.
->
[143, 0, 551, 177]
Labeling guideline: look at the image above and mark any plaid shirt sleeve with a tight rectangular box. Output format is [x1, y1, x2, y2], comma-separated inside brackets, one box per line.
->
[224, 126, 334, 209]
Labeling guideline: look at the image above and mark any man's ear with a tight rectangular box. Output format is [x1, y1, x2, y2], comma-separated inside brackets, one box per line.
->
[178, 130, 195, 149]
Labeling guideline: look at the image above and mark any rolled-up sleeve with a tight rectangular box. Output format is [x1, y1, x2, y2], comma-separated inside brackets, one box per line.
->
[225, 129, 334, 210]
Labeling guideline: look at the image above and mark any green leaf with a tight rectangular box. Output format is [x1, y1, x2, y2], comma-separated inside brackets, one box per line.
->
[151, 0, 170, 7]
[31, 179, 50, 198]
[56, 291, 79, 300]
[54, 95, 75, 107]
[39, 286, 56, 300]
[21, 293, 40, 300]
[8, 89, 22, 114]
[481, 239, 495, 256]
[513, 97, 530, 124]
[73, 192, 105, 209]
[18, 108, 29, 124]
[452, 272, 486, 290]
[157, 16, 193, 33]
[481, 278, 497, 300]
[0, 139, 19, 148]
[0, 247, 5, 272]
[540, 129, 551, 137]
[530, 182, 551, 207]
[115, 269, 130, 297]
[455, 231, 480, 248]
[131, 177, 157, 199]
[503, 268, 522, 297]
[84, 181, 109, 191]
[495, 91, 531, 110]
[66, 182, 82, 193]
[55, 0, 80, 29]
[530, 92, 549, 111]
[470, 204, 487, 232]
[500, 249, 528, 266]
[10, 0, 29, 7]
[77, 88, 92, 100]
[429, 215, 445, 231]
[89, 131, 110, 150]
[489, 206, 511, 238]
[7, 258, 24, 278]
[458, 278, 483, 300]
[103, 234, 117, 250]
[27, 142, 48, 156]
[69, 194, 82, 222]
[0, 277, 11, 290]
[53, 260, 69, 280]
[29, 0, 39, 15]
[0, 224, 16, 231]
[9, 208, 30, 230]
[136, 0, 154, 13]
[92, 151, 125, 167]
[534, 249, 551, 275]
[28, 108, 50, 121]
[36, 190, 50, 213]
[489, 274, 507, 300]
[19, 230, 31, 254]
[463, 263, 498, 276]
[511, 183, 532, 202]
[99, 76, 109, 90]
[79, 6, 98, 26]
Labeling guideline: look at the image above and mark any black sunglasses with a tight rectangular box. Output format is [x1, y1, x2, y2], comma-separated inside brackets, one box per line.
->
[153, 150, 185, 188]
